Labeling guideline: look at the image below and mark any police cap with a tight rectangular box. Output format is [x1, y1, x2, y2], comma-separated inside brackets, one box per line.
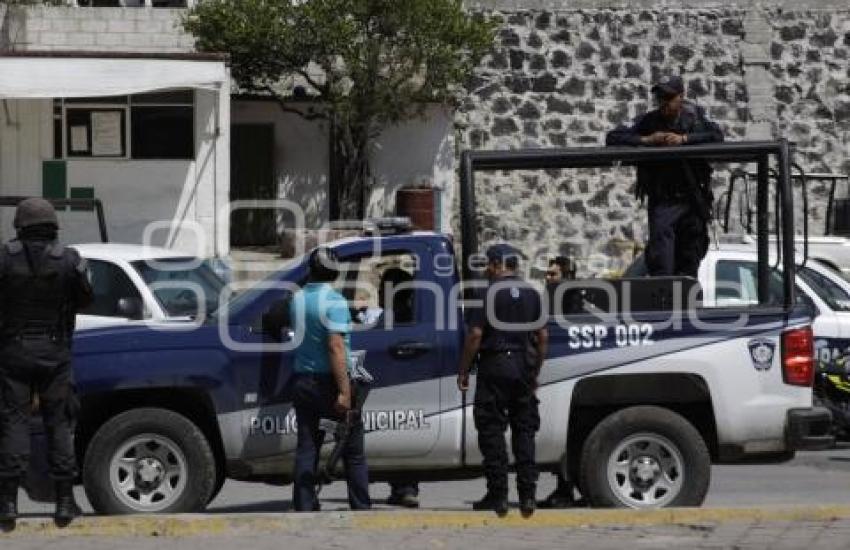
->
[485, 243, 521, 269]
[13, 197, 59, 229]
[651, 75, 685, 99]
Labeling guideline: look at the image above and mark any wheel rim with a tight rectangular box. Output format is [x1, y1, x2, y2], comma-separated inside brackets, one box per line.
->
[108, 433, 188, 513]
[606, 432, 684, 508]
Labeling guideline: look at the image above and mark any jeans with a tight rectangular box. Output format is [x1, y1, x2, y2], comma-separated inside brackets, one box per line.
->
[292, 374, 370, 512]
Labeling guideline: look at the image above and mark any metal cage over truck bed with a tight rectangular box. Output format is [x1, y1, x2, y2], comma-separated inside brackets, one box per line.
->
[459, 140, 797, 308]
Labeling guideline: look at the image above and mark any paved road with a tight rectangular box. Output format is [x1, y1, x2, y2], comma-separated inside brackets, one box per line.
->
[9, 449, 850, 549]
[16, 447, 850, 516]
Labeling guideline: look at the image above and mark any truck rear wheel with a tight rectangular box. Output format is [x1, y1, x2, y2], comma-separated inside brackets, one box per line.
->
[579, 406, 710, 508]
[83, 408, 216, 514]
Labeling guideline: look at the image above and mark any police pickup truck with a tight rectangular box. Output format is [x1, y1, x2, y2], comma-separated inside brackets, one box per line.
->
[70, 142, 831, 514]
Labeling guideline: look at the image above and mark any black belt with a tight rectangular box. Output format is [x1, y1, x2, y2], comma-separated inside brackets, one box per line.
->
[480, 349, 523, 357]
[5, 330, 65, 342]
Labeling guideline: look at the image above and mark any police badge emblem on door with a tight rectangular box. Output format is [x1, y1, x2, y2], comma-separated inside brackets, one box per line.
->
[748, 338, 776, 371]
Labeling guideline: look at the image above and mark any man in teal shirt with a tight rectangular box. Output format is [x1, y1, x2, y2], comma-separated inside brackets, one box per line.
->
[289, 247, 370, 511]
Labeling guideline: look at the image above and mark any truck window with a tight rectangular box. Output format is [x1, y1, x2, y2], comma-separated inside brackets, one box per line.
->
[715, 261, 760, 306]
[80, 260, 144, 318]
[132, 258, 225, 317]
[340, 252, 418, 327]
[713, 260, 805, 309]
[798, 266, 850, 312]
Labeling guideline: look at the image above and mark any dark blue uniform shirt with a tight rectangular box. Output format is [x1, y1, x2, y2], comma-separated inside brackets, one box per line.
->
[605, 102, 724, 204]
[467, 274, 543, 353]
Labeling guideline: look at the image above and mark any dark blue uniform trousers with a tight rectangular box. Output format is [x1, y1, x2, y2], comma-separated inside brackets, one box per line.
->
[474, 365, 540, 500]
[292, 374, 370, 512]
[646, 201, 709, 278]
[0, 351, 78, 481]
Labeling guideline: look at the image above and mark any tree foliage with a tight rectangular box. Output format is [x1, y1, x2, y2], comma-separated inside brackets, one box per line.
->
[184, 0, 495, 218]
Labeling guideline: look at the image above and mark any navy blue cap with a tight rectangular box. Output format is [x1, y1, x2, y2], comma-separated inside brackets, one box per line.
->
[651, 75, 685, 97]
[485, 243, 521, 263]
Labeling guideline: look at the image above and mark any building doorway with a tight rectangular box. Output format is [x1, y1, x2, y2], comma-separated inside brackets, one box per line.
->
[230, 124, 276, 246]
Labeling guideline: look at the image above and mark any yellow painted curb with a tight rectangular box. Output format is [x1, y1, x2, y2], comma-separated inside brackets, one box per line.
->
[4, 506, 850, 537]
[2, 514, 350, 538]
[355, 506, 850, 530]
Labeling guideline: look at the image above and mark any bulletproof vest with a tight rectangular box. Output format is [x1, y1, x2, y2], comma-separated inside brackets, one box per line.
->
[479, 276, 540, 352]
[1, 239, 70, 338]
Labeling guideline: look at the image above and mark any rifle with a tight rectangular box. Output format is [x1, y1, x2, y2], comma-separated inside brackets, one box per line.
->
[316, 353, 373, 491]
[681, 160, 714, 221]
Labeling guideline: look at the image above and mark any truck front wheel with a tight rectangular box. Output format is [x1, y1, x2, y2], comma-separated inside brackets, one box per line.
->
[579, 406, 710, 508]
[83, 408, 216, 514]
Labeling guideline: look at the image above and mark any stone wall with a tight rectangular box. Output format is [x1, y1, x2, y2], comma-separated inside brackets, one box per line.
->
[0, 5, 193, 52]
[457, 1, 850, 276]
[3, 1, 850, 273]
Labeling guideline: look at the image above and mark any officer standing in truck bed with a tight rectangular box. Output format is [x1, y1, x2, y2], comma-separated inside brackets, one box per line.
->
[606, 74, 724, 278]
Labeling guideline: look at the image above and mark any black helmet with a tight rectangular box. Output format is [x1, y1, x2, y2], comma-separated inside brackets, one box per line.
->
[308, 246, 340, 282]
[14, 197, 58, 229]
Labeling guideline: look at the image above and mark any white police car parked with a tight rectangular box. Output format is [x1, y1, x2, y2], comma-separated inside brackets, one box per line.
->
[69, 243, 226, 331]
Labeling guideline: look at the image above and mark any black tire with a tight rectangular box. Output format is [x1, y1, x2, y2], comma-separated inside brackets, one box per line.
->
[83, 408, 216, 515]
[579, 406, 710, 508]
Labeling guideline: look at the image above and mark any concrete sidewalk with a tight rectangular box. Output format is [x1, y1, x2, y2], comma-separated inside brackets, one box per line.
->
[5, 506, 850, 537]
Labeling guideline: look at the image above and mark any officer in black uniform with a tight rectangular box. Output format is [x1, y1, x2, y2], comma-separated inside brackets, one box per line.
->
[0, 198, 93, 528]
[606, 75, 724, 278]
[458, 244, 548, 517]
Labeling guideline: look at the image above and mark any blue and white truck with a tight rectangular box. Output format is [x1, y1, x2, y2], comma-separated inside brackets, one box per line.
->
[69, 142, 831, 514]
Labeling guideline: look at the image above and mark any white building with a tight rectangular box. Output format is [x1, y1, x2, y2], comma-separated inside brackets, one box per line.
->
[0, 51, 230, 256]
[0, 4, 453, 257]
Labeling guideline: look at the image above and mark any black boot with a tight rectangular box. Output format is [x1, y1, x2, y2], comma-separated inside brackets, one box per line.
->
[519, 494, 536, 518]
[472, 492, 508, 517]
[538, 477, 576, 509]
[0, 478, 18, 528]
[54, 480, 81, 526]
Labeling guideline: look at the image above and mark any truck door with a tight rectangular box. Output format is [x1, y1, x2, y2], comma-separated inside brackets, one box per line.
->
[77, 258, 148, 329]
[341, 242, 442, 458]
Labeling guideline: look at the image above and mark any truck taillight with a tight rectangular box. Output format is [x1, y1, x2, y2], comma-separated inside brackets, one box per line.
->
[782, 326, 814, 387]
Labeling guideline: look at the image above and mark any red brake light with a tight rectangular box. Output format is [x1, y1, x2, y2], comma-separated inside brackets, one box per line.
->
[782, 326, 814, 387]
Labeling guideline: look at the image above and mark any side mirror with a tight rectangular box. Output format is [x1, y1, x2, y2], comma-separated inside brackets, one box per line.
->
[117, 297, 144, 320]
[261, 298, 291, 341]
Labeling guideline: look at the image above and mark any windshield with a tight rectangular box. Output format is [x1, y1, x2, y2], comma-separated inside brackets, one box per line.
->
[798, 266, 850, 313]
[132, 259, 225, 317]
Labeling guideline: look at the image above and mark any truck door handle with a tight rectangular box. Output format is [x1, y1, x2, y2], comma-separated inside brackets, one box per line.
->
[389, 341, 433, 359]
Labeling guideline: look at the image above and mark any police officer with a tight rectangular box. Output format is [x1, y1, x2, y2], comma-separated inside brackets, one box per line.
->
[606, 74, 724, 278]
[0, 198, 93, 528]
[457, 244, 548, 517]
[290, 247, 370, 512]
